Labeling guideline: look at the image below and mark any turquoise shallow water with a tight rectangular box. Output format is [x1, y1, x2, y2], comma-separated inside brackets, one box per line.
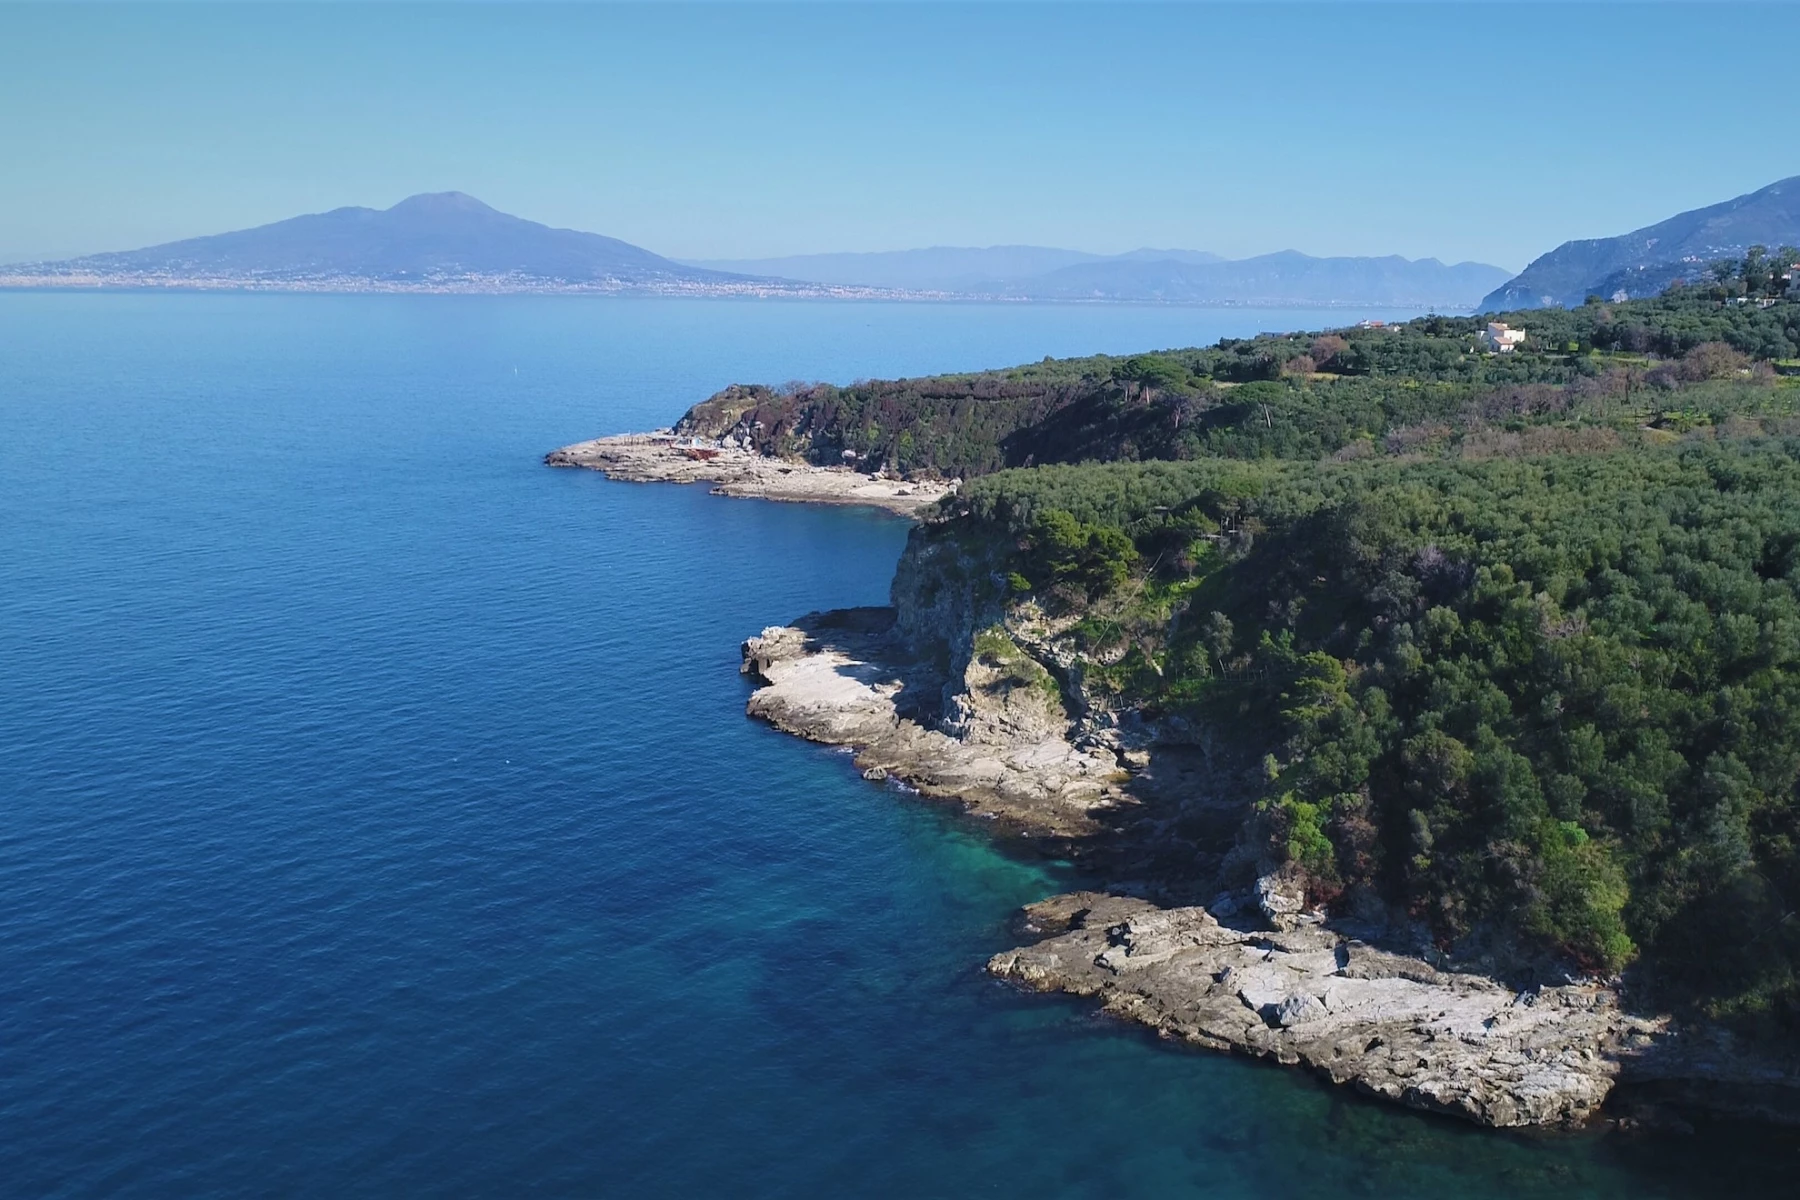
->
[1, 292, 1795, 1196]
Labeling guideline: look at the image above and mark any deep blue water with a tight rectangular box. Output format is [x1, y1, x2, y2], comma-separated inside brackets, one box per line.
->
[2, 292, 1794, 1197]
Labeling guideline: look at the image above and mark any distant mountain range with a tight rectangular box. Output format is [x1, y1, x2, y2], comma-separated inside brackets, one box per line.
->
[681, 246, 1226, 292]
[2, 192, 1508, 307]
[1482, 175, 1800, 311]
[989, 251, 1508, 307]
[690, 246, 1507, 307]
[7, 192, 751, 290]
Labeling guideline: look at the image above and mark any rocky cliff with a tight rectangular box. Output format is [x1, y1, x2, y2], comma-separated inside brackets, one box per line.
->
[737, 519, 1800, 1130]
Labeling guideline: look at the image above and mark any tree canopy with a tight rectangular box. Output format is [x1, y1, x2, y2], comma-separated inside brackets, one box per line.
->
[874, 284, 1800, 1024]
[677, 290, 1800, 477]
[943, 441, 1800, 1020]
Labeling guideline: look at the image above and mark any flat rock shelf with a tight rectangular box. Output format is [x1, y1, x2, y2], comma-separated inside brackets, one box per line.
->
[546, 433, 955, 516]
[989, 892, 1647, 1129]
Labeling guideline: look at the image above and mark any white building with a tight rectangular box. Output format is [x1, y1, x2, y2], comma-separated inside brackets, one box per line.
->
[1479, 322, 1527, 353]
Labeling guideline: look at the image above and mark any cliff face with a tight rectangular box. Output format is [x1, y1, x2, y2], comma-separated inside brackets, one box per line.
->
[670, 385, 778, 442]
[889, 523, 1008, 661]
[752, 517, 1264, 895]
[890, 525, 1083, 749]
[889, 522, 1162, 753]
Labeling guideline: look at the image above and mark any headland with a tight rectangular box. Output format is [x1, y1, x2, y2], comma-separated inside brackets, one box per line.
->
[546, 433, 954, 517]
[552, 285, 1800, 1130]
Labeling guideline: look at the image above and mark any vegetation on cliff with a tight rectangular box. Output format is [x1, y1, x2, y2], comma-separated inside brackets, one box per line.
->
[874, 279, 1800, 1023]
[947, 442, 1800, 1008]
[678, 281, 1800, 479]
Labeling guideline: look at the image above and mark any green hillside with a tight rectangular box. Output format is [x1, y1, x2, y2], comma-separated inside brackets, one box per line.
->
[845, 263, 1800, 1023]
[677, 277, 1800, 481]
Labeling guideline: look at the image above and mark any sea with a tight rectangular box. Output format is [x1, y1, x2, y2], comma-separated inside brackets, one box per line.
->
[1, 291, 1792, 1197]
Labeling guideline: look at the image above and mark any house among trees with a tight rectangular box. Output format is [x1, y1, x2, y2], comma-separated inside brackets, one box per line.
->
[1479, 321, 1527, 353]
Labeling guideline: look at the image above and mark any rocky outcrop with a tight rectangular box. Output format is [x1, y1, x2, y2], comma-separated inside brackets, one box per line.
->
[989, 892, 1800, 1130]
[990, 892, 1651, 1128]
[671, 385, 773, 440]
[546, 433, 953, 516]
[741, 608, 1125, 840]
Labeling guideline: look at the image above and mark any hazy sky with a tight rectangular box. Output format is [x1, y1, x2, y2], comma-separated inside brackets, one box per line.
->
[2, 2, 1796, 269]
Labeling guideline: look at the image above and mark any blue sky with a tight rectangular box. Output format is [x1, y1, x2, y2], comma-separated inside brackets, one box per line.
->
[2, 2, 1796, 269]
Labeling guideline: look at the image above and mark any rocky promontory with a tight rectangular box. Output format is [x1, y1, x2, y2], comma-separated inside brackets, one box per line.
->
[548, 408, 1800, 1132]
[546, 433, 954, 516]
[990, 891, 1647, 1128]
[738, 605, 1651, 1129]
[737, 600, 1800, 1129]
[740, 608, 1125, 842]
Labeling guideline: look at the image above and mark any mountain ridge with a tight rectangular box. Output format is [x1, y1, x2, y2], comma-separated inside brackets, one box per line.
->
[1482, 175, 1800, 310]
[683, 245, 1231, 291]
[10, 192, 751, 288]
[682, 245, 1119, 291]
[3, 192, 1507, 307]
[692, 244, 1508, 307]
[984, 249, 1509, 307]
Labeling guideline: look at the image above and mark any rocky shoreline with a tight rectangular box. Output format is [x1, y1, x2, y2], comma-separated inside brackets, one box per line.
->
[741, 608, 1124, 843]
[547, 439, 1800, 1131]
[545, 433, 955, 516]
[739, 605, 1800, 1131]
[991, 891, 1644, 1128]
